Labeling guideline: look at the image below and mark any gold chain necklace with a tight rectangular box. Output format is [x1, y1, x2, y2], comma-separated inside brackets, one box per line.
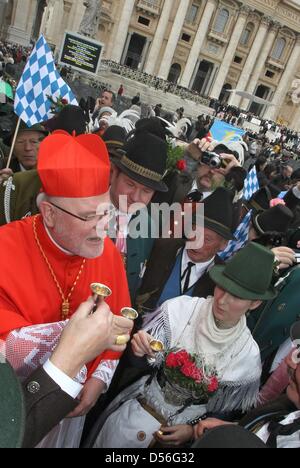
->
[33, 215, 86, 320]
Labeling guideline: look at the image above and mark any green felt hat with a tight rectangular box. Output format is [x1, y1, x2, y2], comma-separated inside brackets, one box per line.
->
[17, 121, 48, 137]
[209, 242, 277, 301]
[0, 356, 25, 448]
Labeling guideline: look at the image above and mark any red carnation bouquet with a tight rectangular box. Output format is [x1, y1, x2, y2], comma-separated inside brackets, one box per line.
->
[166, 141, 186, 174]
[162, 349, 219, 404]
[176, 159, 187, 172]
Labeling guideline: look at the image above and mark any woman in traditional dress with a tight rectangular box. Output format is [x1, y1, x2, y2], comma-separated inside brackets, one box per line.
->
[89, 243, 277, 448]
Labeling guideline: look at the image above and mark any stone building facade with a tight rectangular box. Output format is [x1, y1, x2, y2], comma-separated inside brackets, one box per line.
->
[1, 0, 300, 128]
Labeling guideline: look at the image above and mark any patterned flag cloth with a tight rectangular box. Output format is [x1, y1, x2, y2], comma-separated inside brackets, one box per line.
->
[208, 121, 246, 143]
[243, 167, 260, 201]
[14, 35, 78, 126]
[219, 211, 252, 261]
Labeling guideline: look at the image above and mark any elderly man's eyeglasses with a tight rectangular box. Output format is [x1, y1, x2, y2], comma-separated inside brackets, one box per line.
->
[50, 202, 115, 223]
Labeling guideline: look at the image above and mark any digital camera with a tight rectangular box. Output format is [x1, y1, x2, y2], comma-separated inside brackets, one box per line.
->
[201, 152, 224, 169]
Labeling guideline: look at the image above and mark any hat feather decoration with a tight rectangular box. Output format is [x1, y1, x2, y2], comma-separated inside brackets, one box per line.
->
[88, 109, 136, 134]
[158, 117, 192, 139]
[115, 109, 140, 127]
[220, 137, 248, 167]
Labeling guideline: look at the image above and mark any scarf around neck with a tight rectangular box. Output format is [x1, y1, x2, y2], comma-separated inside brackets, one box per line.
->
[144, 296, 262, 412]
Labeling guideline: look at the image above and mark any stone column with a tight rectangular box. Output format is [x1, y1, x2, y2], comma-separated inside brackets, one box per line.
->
[42, 0, 64, 47]
[110, 0, 136, 63]
[65, 0, 86, 34]
[120, 32, 133, 65]
[6, 0, 32, 45]
[290, 105, 300, 131]
[180, 0, 216, 88]
[228, 16, 271, 107]
[240, 22, 280, 110]
[27, 0, 40, 39]
[140, 37, 152, 71]
[158, 0, 190, 80]
[190, 58, 200, 89]
[264, 35, 300, 121]
[210, 5, 251, 100]
[0, 1, 7, 37]
[205, 64, 219, 96]
[144, 0, 173, 75]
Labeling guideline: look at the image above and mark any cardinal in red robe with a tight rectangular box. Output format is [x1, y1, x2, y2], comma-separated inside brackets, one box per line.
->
[0, 131, 132, 447]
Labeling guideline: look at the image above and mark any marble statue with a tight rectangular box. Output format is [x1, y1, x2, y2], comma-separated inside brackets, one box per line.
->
[79, 0, 102, 38]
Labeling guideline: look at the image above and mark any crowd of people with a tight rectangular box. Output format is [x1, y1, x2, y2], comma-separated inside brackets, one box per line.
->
[0, 40, 300, 449]
[103, 60, 211, 106]
[0, 41, 31, 77]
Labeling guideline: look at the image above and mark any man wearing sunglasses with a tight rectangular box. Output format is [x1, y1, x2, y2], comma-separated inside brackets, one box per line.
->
[0, 131, 132, 448]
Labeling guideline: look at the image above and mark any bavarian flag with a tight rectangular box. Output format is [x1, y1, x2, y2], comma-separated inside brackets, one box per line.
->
[208, 121, 246, 143]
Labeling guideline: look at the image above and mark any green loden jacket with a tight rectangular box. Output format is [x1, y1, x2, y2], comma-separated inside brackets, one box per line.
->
[0, 170, 40, 226]
[248, 265, 300, 362]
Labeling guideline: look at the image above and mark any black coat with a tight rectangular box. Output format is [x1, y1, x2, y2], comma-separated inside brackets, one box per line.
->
[239, 396, 296, 432]
[136, 238, 224, 314]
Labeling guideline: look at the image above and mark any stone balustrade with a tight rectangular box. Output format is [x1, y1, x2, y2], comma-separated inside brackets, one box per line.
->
[102, 60, 211, 107]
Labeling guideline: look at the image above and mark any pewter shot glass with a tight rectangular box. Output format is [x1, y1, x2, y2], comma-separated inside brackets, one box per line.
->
[90, 283, 112, 313]
[148, 339, 165, 364]
[120, 307, 139, 321]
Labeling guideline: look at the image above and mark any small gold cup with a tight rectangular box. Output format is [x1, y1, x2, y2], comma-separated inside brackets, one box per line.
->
[91, 283, 112, 299]
[148, 340, 164, 364]
[149, 340, 165, 353]
[90, 283, 112, 313]
[121, 307, 139, 321]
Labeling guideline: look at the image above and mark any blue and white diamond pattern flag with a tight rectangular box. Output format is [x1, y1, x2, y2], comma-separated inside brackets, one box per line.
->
[14, 35, 78, 127]
[219, 211, 252, 261]
[243, 167, 260, 201]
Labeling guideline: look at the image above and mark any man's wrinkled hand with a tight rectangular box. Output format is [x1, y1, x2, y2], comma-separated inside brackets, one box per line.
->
[0, 168, 13, 184]
[51, 298, 131, 379]
[131, 330, 155, 358]
[215, 153, 241, 176]
[272, 247, 296, 270]
[67, 378, 105, 418]
[154, 425, 194, 447]
[112, 315, 134, 339]
[187, 138, 218, 162]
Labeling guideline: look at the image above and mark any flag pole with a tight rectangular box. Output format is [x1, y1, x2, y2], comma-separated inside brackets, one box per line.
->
[6, 117, 21, 169]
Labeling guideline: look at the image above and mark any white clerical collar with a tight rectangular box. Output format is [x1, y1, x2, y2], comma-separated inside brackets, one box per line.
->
[44, 222, 74, 256]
